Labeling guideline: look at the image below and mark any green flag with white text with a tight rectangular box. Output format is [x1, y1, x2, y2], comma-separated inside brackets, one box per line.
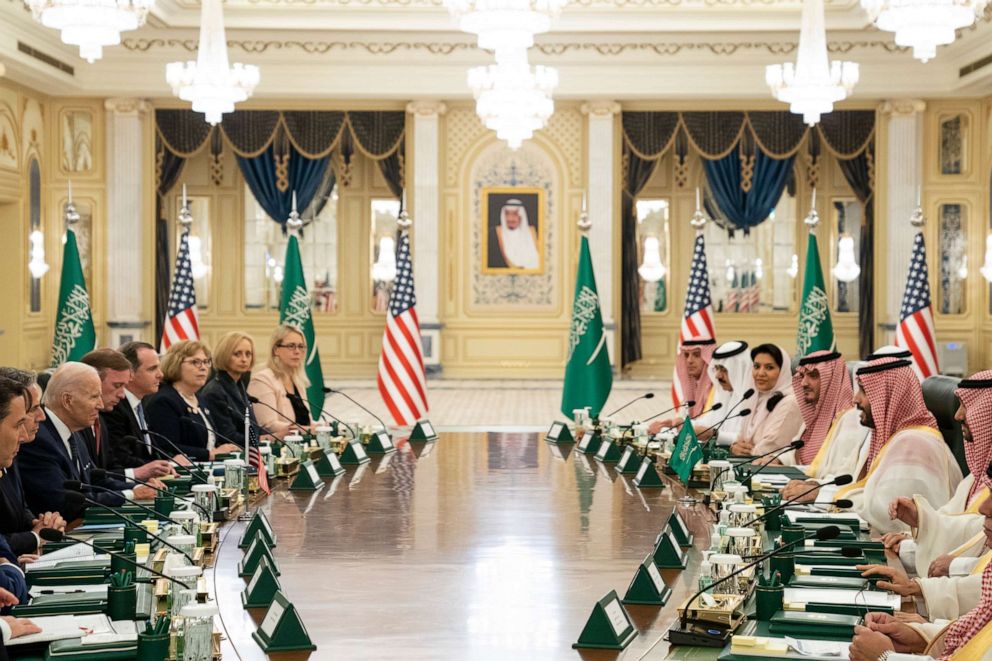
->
[796, 232, 834, 357]
[280, 235, 325, 419]
[51, 228, 96, 366]
[669, 420, 702, 484]
[561, 235, 612, 420]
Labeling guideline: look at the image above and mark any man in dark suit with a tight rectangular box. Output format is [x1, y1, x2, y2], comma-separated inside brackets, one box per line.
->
[17, 363, 158, 521]
[0, 369, 65, 558]
[81, 348, 172, 480]
[0, 377, 32, 606]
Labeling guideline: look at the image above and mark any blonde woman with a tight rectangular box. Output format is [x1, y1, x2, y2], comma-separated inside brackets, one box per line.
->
[201, 331, 258, 446]
[144, 340, 241, 461]
[248, 325, 314, 438]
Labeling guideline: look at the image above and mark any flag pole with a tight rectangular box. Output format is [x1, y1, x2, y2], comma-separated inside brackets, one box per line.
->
[239, 406, 253, 521]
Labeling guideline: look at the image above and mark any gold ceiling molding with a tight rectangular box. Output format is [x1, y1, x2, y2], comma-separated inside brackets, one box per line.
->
[176, 0, 840, 6]
[122, 37, 908, 57]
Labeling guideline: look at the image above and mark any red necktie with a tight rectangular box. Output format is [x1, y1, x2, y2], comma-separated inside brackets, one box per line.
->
[93, 422, 101, 454]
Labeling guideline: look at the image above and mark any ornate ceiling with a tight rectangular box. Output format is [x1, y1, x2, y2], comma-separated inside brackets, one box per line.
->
[2, 0, 991, 101]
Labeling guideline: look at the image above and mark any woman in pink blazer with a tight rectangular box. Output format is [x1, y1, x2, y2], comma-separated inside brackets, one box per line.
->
[248, 324, 315, 438]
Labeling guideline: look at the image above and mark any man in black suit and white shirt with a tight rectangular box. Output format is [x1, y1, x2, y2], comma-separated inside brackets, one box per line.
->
[81, 348, 172, 479]
[0, 368, 65, 558]
[18, 363, 160, 520]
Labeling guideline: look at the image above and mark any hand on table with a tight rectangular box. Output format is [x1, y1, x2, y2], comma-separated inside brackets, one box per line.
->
[863, 613, 927, 653]
[17, 554, 39, 568]
[134, 460, 174, 480]
[0, 588, 19, 608]
[879, 532, 910, 552]
[32, 512, 66, 535]
[1, 615, 41, 639]
[172, 454, 192, 467]
[856, 564, 921, 597]
[888, 496, 919, 528]
[781, 479, 820, 502]
[849, 625, 895, 661]
[730, 439, 753, 457]
[648, 420, 674, 436]
[928, 554, 953, 578]
[209, 444, 241, 460]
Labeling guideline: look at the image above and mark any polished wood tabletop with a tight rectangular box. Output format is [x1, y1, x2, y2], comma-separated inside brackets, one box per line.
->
[211, 431, 722, 660]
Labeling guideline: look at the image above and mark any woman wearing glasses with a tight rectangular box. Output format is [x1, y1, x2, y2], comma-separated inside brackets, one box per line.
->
[145, 340, 242, 461]
[248, 325, 315, 439]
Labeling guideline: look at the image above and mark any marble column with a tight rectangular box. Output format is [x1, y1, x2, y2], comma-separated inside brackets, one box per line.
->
[406, 101, 446, 374]
[879, 99, 926, 343]
[582, 100, 621, 365]
[104, 97, 151, 346]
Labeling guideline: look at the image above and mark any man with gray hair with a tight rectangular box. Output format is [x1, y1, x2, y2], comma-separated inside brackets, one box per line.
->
[0, 368, 65, 557]
[17, 362, 157, 520]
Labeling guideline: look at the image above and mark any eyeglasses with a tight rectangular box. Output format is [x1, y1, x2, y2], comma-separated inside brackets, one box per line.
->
[184, 359, 212, 369]
[277, 343, 306, 352]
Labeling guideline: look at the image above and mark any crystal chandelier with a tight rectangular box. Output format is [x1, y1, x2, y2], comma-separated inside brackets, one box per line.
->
[860, 0, 990, 62]
[831, 234, 861, 282]
[25, 0, 154, 63]
[468, 49, 558, 149]
[445, 0, 567, 51]
[766, 0, 859, 125]
[166, 0, 259, 125]
[637, 236, 667, 282]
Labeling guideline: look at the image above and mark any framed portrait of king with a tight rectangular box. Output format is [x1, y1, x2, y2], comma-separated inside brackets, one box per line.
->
[481, 187, 546, 274]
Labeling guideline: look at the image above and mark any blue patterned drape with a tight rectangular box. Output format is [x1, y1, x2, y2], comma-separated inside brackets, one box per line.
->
[703, 150, 796, 236]
[236, 144, 330, 228]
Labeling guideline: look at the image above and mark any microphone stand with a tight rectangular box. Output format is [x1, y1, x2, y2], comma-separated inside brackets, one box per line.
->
[668, 526, 840, 647]
[139, 429, 206, 478]
[738, 441, 807, 484]
[739, 476, 853, 528]
[324, 388, 391, 436]
[93, 467, 212, 520]
[64, 493, 196, 564]
[603, 393, 654, 419]
[39, 529, 191, 589]
[66, 480, 185, 528]
[643, 400, 694, 425]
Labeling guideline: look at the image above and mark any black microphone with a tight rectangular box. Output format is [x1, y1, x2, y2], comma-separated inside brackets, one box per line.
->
[64, 480, 184, 528]
[783, 498, 854, 511]
[184, 414, 243, 449]
[216, 401, 281, 439]
[323, 387, 391, 433]
[91, 467, 212, 520]
[657, 402, 725, 434]
[674, 525, 841, 637]
[738, 439, 805, 476]
[694, 407, 752, 441]
[62, 491, 195, 564]
[740, 474, 854, 528]
[247, 395, 310, 434]
[139, 428, 202, 469]
[643, 400, 696, 424]
[738, 546, 862, 560]
[699, 387, 755, 438]
[133, 439, 207, 483]
[37, 528, 191, 589]
[604, 392, 655, 419]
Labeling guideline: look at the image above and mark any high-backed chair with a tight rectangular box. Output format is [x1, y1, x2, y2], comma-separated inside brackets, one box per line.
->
[922, 375, 967, 476]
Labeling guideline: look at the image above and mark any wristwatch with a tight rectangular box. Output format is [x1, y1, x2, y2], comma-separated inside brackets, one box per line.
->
[878, 651, 894, 661]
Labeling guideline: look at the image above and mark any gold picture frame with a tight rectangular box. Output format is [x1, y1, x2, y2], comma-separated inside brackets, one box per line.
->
[481, 186, 546, 275]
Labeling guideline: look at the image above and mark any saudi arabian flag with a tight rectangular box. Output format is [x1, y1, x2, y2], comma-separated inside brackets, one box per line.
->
[561, 235, 612, 419]
[669, 420, 703, 484]
[51, 228, 96, 366]
[279, 234, 325, 418]
[796, 232, 834, 357]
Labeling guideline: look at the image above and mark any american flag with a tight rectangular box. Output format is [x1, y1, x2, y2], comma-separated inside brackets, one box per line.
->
[377, 229, 429, 426]
[247, 417, 270, 495]
[673, 234, 717, 407]
[895, 232, 940, 379]
[747, 272, 760, 313]
[160, 231, 199, 351]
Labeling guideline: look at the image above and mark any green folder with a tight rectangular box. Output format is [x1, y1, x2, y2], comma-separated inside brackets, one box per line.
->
[788, 575, 867, 590]
[768, 610, 861, 638]
[12, 592, 107, 617]
[45, 637, 137, 660]
[25, 559, 110, 587]
[792, 552, 867, 565]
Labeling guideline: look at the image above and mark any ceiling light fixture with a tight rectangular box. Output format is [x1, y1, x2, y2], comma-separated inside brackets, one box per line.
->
[165, 0, 259, 125]
[766, 0, 859, 125]
[26, 0, 154, 63]
[860, 0, 990, 62]
[444, 0, 567, 52]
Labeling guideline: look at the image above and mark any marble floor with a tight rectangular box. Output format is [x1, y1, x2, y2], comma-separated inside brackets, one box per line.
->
[326, 379, 675, 430]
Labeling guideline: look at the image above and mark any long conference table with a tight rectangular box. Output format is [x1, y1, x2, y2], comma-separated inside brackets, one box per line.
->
[207, 429, 902, 660]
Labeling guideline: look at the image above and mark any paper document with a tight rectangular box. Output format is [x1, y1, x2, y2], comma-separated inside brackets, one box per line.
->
[6, 614, 114, 646]
[26, 553, 109, 572]
[783, 587, 899, 610]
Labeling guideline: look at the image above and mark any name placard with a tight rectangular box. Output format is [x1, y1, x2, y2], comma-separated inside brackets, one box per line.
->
[595, 440, 611, 460]
[376, 432, 392, 450]
[252, 591, 317, 653]
[260, 599, 284, 636]
[646, 562, 664, 593]
[603, 598, 630, 637]
[635, 458, 649, 482]
[572, 589, 637, 650]
[353, 443, 368, 460]
[578, 434, 591, 452]
[306, 462, 320, 484]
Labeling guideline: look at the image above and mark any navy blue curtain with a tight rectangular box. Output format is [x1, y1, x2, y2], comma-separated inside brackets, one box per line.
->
[155, 146, 186, 344]
[236, 144, 330, 228]
[703, 150, 795, 235]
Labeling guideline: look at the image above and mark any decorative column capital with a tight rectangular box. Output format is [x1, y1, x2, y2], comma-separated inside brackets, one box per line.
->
[104, 97, 150, 116]
[406, 101, 448, 117]
[879, 99, 926, 117]
[581, 101, 621, 118]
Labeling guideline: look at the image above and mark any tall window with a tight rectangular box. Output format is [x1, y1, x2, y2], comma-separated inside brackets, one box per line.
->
[938, 203, 967, 315]
[370, 199, 400, 314]
[174, 196, 212, 309]
[28, 159, 41, 313]
[704, 189, 798, 313]
[832, 199, 862, 314]
[635, 198, 670, 314]
[244, 186, 339, 313]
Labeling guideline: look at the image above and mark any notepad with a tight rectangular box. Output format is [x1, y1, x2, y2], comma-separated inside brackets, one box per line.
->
[27, 554, 109, 572]
[6, 614, 115, 646]
[782, 587, 899, 610]
[731, 634, 849, 659]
